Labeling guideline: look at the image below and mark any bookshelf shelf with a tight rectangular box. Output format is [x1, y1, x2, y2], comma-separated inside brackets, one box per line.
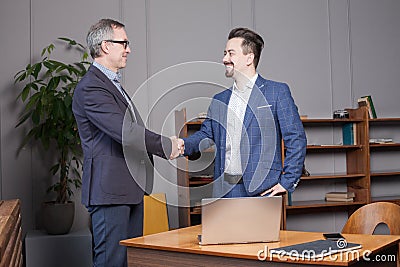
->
[369, 118, 400, 123]
[369, 143, 400, 149]
[301, 118, 363, 124]
[287, 200, 365, 212]
[300, 173, 364, 180]
[189, 180, 213, 186]
[190, 209, 202, 215]
[370, 171, 400, 177]
[371, 196, 400, 204]
[306, 144, 362, 150]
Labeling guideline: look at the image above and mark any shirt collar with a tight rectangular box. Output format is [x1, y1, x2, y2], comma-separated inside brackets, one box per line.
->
[93, 61, 121, 83]
[233, 73, 258, 92]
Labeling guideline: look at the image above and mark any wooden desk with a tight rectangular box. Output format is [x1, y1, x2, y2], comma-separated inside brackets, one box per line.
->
[120, 225, 400, 266]
[0, 199, 22, 267]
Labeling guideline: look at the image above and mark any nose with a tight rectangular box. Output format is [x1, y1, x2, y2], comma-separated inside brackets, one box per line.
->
[223, 53, 230, 63]
[126, 45, 131, 53]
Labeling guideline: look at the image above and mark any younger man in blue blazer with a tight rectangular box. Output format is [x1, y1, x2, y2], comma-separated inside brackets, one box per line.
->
[183, 28, 307, 198]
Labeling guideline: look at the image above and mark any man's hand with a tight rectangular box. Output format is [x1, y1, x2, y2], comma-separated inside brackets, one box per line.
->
[177, 138, 184, 155]
[260, 183, 287, 197]
[169, 136, 184, 159]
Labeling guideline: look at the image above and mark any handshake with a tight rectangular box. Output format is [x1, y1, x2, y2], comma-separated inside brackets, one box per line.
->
[169, 136, 185, 159]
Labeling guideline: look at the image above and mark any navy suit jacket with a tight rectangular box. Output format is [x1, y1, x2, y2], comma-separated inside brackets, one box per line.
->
[184, 75, 306, 197]
[72, 65, 171, 206]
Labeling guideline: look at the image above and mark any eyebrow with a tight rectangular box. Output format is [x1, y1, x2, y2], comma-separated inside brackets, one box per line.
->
[225, 49, 236, 53]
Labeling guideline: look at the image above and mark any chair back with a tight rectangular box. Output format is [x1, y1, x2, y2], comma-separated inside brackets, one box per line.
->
[341, 202, 400, 235]
[143, 193, 169, 235]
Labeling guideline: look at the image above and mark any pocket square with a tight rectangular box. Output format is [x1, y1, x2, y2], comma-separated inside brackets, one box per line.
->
[257, 105, 272, 109]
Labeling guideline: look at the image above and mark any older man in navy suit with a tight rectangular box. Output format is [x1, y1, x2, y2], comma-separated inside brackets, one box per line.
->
[183, 28, 307, 198]
[73, 19, 181, 267]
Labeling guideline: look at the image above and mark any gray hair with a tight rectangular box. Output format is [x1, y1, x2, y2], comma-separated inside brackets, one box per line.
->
[87, 18, 125, 59]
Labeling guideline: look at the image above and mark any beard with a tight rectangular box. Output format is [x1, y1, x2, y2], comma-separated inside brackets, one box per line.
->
[224, 64, 234, 77]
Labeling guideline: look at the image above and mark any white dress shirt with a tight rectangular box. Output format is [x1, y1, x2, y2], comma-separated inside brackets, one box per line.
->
[224, 74, 258, 175]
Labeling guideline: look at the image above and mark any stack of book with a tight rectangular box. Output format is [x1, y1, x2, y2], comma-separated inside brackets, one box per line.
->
[358, 95, 377, 119]
[325, 191, 355, 202]
[369, 138, 394, 144]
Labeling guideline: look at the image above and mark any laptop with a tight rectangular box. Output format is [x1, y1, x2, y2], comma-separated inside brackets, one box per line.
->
[199, 196, 282, 245]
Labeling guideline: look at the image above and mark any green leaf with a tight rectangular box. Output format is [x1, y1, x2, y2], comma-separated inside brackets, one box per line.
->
[43, 60, 55, 70]
[64, 94, 72, 107]
[21, 84, 31, 102]
[47, 76, 60, 91]
[15, 111, 32, 128]
[32, 63, 42, 79]
[47, 44, 55, 55]
[32, 108, 41, 125]
[50, 164, 60, 175]
[14, 70, 26, 82]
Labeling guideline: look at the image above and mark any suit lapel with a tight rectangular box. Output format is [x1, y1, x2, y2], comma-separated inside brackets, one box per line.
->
[90, 66, 128, 107]
[215, 89, 232, 168]
[243, 76, 267, 130]
[90, 66, 142, 124]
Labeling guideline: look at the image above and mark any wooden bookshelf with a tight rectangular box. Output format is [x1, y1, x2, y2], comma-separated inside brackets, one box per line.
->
[368, 116, 400, 208]
[176, 107, 400, 227]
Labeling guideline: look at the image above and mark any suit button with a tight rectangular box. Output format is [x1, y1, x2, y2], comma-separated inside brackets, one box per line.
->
[140, 160, 145, 164]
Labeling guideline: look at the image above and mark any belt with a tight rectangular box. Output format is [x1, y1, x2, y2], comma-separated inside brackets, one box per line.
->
[223, 173, 243, 184]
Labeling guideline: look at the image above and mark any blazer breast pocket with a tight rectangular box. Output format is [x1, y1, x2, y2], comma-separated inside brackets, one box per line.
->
[254, 105, 273, 127]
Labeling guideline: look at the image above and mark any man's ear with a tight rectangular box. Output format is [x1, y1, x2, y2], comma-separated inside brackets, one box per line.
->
[100, 41, 110, 55]
[246, 53, 255, 66]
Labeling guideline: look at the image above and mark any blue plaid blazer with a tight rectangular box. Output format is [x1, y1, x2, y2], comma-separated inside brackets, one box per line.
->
[183, 75, 306, 198]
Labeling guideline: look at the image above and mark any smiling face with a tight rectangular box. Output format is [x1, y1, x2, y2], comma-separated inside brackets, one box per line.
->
[223, 37, 255, 79]
[97, 26, 131, 72]
[107, 27, 131, 71]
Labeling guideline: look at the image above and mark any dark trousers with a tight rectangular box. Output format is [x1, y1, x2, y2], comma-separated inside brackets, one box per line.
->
[88, 202, 144, 267]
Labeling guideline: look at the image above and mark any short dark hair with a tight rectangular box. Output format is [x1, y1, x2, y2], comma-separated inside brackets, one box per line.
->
[87, 18, 125, 59]
[228, 28, 264, 69]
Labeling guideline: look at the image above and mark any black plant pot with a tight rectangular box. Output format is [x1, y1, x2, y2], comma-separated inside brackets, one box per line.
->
[42, 201, 75, 235]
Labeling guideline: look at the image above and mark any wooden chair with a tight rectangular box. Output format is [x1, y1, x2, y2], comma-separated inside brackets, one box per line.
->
[341, 202, 400, 235]
[143, 193, 169, 235]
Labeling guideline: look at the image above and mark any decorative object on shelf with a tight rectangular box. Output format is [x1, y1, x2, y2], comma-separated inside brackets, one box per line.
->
[333, 110, 349, 119]
[13, 37, 90, 234]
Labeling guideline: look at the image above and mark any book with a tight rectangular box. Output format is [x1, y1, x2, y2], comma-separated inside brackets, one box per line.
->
[361, 95, 377, 118]
[358, 96, 377, 119]
[270, 239, 362, 260]
[370, 138, 393, 144]
[325, 192, 355, 198]
[342, 123, 354, 145]
[352, 123, 357, 145]
[357, 97, 373, 118]
[325, 197, 354, 202]
[286, 192, 292, 206]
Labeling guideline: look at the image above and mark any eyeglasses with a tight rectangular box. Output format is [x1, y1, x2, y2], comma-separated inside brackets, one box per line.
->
[103, 40, 130, 49]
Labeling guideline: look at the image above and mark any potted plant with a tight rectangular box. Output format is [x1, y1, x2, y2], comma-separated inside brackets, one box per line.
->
[14, 37, 90, 234]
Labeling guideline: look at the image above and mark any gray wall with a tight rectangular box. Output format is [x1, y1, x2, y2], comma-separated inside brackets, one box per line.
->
[1, 0, 400, 233]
